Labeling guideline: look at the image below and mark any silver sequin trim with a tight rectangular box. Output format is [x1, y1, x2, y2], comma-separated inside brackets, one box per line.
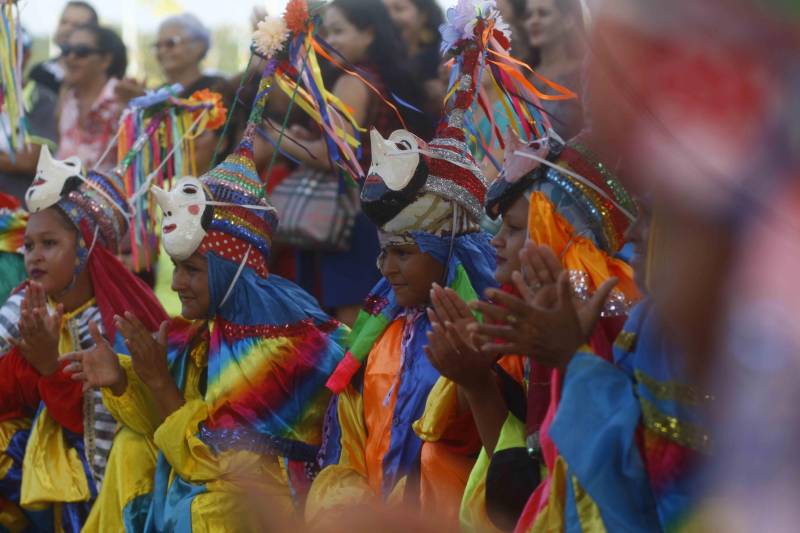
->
[430, 137, 472, 152]
[568, 270, 631, 317]
[447, 108, 466, 129]
[425, 175, 484, 221]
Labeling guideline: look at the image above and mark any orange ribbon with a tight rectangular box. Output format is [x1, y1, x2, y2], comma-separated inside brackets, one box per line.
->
[310, 38, 408, 129]
[488, 48, 577, 101]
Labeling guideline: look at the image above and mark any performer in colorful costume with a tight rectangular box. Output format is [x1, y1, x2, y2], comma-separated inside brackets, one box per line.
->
[548, 209, 710, 531]
[306, 4, 519, 526]
[66, 62, 349, 531]
[579, 0, 797, 528]
[487, 198, 709, 531]
[0, 147, 168, 533]
[420, 134, 543, 532]
[456, 133, 642, 532]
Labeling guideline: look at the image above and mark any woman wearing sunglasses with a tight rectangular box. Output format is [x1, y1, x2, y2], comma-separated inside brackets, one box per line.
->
[115, 13, 226, 103]
[56, 25, 127, 173]
[154, 14, 226, 97]
[115, 13, 232, 176]
[153, 14, 233, 175]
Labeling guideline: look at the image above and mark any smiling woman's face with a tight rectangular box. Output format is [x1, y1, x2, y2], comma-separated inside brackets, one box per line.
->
[379, 243, 445, 308]
[171, 252, 210, 320]
[155, 23, 205, 77]
[322, 5, 374, 64]
[62, 28, 111, 88]
[525, 0, 574, 50]
[383, 0, 422, 43]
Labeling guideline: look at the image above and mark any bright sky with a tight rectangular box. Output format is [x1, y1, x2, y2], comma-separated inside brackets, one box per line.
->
[18, 0, 456, 36]
[20, 0, 273, 35]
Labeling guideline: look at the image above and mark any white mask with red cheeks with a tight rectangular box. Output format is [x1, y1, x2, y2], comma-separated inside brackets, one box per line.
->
[151, 176, 207, 261]
[25, 145, 83, 213]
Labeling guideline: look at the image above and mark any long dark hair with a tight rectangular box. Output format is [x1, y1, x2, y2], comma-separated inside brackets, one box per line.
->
[407, 0, 444, 46]
[74, 24, 128, 79]
[328, 0, 434, 139]
[527, 0, 586, 68]
[506, 0, 528, 17]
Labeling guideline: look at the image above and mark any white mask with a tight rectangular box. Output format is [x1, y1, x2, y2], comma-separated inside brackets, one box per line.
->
[25, 145, 83, 213]
[151, 176, 208, 261]
[367, 129, 421, 191]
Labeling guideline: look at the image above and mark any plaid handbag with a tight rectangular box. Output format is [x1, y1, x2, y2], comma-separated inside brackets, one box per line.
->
[270, 166, 359, 252]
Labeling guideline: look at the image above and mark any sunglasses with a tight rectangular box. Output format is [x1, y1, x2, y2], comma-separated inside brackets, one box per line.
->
[60, 44, 102, 59]
[152, 35, 186, 51]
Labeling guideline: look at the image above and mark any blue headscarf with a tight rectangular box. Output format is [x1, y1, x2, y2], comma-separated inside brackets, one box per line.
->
[194, 252, 348, 459]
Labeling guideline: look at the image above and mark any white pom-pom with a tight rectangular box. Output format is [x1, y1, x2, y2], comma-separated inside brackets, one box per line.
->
[253, 17, 289, 58]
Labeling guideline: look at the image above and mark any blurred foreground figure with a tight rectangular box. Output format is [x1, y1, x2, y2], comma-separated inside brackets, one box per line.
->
[586, 0, 800, 530]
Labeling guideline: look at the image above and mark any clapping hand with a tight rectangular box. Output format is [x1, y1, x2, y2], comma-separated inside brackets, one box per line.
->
[424, 284, 497, 391]
[468, 243, 618, 368]
[61, 320, 126, 394]
[115, 314, 184, 420]
[14, 282, 63, 376]
[114, 313, 171, 392]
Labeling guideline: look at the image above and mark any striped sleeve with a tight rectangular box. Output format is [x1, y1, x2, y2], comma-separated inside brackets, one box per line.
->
[0, 292, 23, 356]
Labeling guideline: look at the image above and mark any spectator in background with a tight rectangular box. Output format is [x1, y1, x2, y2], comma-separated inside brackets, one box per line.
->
[28, 1, 99, 94]
[154, 13, 221, 95]
[525, 0, 586, 139]
[271, 0, 433, 153]
[383, 0, 444, 117]
[114, 13, 231, 175]
[56, 25, 127, 172]
[496, 0, 531, 60]
[116, 13, 227, 102]
[0, 29, 59, 201]
[259, 0, 433, 326]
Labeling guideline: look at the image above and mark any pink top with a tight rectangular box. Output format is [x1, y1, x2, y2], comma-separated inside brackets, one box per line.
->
[57, 78, 122, 172]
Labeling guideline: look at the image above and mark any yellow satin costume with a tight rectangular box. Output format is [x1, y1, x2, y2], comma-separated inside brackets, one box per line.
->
[0, 299, 117, 533]
[91, 323, 296, 533]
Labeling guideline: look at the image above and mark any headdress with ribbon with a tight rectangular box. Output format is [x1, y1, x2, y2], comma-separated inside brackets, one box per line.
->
[23, 148, 168, 339]
[360, 0, 576, 235]
[252, 0, 374, 183]
[153, 0, 382, 280]
[326, 0, 516, 393]
[485, 128, 640, 304]
[26, 146, 128, 263]
[150, 4, 348, 459]
[470, 8, 638, 306]
[360, 13, 492, 231]
[151, 72, 277, 282]
[443, 0, 576, 172]
[111, 85, 227, 272]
